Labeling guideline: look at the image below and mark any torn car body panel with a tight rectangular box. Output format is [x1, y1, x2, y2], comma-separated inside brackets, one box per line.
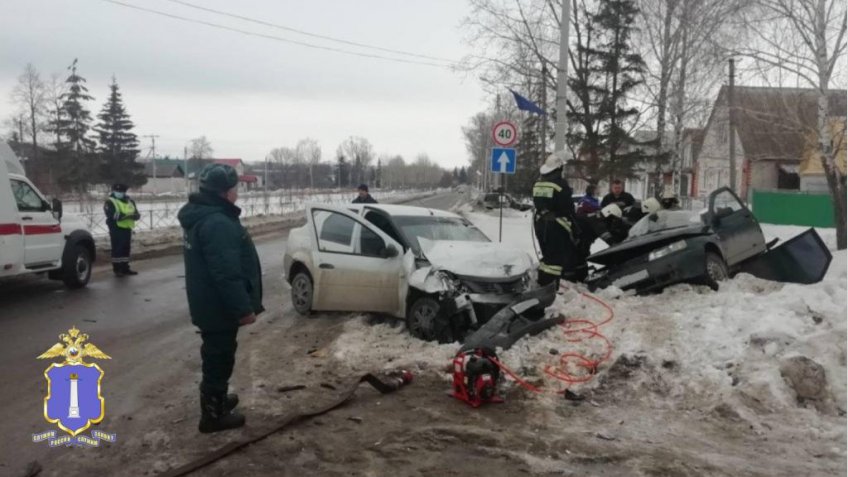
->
[738, 228, 832, 284]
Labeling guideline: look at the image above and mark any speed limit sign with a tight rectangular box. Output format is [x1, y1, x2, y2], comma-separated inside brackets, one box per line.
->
[492, 121, 518, 147]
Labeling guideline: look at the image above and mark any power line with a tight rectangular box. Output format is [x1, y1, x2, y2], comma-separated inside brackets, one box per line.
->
[163, 0, 458, 65]
[99, 0, 456, 69]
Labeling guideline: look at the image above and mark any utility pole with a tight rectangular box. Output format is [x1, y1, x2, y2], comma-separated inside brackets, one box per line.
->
[728, 59, 736, 194]
[143, 134, 160, 194]
[553, 0, 570, 153]
[183, 145, 189, 198]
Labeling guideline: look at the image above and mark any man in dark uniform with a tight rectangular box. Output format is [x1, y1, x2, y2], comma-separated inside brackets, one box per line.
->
[600, 179, 636, 209]
[104, 183, 141, 276]
[352, 184, 378, 203]
[177, 164, 264, 433]
[532, 151, 587, 287]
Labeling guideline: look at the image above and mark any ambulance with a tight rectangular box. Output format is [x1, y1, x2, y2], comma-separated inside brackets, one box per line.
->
[0, 141, 96, 288]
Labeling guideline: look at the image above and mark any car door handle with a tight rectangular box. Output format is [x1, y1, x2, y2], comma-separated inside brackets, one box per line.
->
[21, 216, 33, 221]
[319, 263, 335, 269]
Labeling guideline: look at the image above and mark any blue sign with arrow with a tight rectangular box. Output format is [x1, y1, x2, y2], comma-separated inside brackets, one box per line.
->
[490, 148, 516, 174]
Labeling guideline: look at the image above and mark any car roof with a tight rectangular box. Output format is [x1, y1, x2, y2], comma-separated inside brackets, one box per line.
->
[352, 203, 461, 219]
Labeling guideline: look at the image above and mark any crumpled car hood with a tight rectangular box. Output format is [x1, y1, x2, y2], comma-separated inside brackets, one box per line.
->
[588, 224, 711, 266]
[418, 238, 534, 279]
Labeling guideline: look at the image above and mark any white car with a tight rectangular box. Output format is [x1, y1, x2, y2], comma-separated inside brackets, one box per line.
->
[0, 141, 96, 288]
[283, 203, 541, 342]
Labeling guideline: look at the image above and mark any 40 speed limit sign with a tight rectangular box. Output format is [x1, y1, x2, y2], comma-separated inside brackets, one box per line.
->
[492, 120, 518, 147]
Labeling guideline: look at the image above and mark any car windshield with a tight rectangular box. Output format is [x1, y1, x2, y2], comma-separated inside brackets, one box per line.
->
[393, 215, 490, 254]
[628, 210, 705, 238]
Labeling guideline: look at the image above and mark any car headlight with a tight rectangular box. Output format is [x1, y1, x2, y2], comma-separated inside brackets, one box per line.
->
[648, 240, 687, 261]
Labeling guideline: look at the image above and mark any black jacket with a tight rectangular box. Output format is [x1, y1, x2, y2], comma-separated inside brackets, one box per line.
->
[600, 191, 636, 209]
[177, 192, 264, 332]
[532, 171, 576, 220]
[352, 194, 378, 204]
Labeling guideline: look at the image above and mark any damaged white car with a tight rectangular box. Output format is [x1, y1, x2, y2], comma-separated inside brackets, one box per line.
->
[284, 204, 552, 342]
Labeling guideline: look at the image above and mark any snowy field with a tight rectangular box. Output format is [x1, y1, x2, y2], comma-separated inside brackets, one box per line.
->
[66, 188, 437, 237]
[329, 207, 847, 473]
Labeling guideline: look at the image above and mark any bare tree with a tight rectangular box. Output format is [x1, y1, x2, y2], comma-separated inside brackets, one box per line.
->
[188, 135, 214, 159]
[336, 136, 374, 185]
[295, 137, 322, 189]
[10, 63, 47, 166]
[736, 0, 847, 249]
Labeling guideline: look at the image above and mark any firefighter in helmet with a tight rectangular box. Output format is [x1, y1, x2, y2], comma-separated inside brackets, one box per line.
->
[532, 151, 587, 287]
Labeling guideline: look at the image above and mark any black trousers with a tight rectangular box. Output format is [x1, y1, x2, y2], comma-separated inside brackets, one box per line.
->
[109, 226, 132, 271]
[200, 330, 238, 395]
[534, 217, 587, 286]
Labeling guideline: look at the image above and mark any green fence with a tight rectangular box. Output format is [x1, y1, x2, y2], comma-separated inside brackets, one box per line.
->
[750, 189, 835, 227]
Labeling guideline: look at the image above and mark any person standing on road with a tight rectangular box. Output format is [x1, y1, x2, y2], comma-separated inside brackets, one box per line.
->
[532, 151, 587, 287]
[352, 184, 377, 203]
[104, 183, 141, 276]
[177, 163, 264, 433]
[600, 179, 636, 209]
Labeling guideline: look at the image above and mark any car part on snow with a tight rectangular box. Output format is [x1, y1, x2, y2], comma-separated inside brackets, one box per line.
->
[157, 370, 413, 477]
[738, 228, 832, 285]
[451, 348, 503, 408]
[702, 251, 729, 290]
[460, 283, 559, 352]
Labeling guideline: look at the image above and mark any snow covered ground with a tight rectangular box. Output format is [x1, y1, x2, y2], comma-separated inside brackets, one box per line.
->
[328, 206, 847, 473]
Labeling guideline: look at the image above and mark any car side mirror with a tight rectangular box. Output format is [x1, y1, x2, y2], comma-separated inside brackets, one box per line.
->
[380, 244, 399, 259]
[51, 198, 63, 220]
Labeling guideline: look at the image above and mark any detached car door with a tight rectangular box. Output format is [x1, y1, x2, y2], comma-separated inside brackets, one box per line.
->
[10, 178, 63, 267]
[708, 188, 765, 264]
[307, 205, 404, 313]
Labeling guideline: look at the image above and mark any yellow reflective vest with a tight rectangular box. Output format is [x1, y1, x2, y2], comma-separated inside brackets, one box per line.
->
[109, 198, 137, 229]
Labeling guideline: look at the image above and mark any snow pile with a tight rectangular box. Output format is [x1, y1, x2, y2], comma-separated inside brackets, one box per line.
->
[328, 208, 845, 421]
[330, 316, 456, 376]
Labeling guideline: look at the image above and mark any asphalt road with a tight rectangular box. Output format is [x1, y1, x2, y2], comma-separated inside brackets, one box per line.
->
[0, 192, 466, 475]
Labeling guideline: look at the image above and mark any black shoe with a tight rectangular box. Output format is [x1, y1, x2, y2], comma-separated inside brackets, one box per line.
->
[114, 270, 127, 277]
[123, 269, 139, 276]
[199, 392, 245, 434]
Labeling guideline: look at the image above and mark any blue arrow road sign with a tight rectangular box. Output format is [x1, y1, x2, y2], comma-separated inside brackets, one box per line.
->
[490, 148, 516, 174]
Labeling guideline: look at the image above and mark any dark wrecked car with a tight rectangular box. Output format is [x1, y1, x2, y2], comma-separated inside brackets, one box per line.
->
[585, 187, 832, 293]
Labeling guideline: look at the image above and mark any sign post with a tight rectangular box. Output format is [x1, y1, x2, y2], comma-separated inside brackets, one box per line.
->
[490, 120, 518, 242]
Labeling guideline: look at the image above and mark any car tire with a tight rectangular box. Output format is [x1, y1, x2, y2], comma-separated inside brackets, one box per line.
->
[290, 271, 314, 315]
[407, 296, 452, 343]
[702, 251, 728, 291]
[62, 244, 92, 289]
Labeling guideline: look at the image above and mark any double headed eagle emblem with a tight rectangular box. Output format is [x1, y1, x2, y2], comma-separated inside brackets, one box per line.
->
[37, 326, 111, 365]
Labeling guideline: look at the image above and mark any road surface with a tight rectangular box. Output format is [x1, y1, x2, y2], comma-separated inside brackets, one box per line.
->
[0, 193, 466, 476]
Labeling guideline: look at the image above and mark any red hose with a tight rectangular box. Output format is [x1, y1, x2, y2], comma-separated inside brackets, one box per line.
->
[492, 284, 615, 395]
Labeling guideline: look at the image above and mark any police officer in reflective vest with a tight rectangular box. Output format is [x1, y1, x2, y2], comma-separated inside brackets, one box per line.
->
[104, 183, 140, 276]
[532, 151, 587, 287]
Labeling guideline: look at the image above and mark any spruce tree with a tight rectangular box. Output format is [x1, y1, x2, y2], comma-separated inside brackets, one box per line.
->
[55, 59, 97, 192]
[459, 166, 468, 184]
[95, 77, 145, 187]
[593, 0, 646, 181]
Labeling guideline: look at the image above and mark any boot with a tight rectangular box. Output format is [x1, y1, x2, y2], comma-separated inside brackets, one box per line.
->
[122, 263, 138, 276]
[113, 263, 126, 277]
[225, 393, 239, 411]
[199, 392, 245, 433]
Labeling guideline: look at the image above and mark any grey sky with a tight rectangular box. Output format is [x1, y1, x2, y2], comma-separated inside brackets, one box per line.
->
[1, 0, 487, 168]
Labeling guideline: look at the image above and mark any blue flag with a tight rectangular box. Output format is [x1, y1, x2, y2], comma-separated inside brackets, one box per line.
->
[509, 89, 546, 115]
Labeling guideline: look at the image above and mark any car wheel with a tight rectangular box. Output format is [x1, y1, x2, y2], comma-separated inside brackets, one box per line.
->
[407, 296, 452, 343]
[62, 244, 91, 289]
[702, 251, 728, 291]
[291, 271, 314, 315]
